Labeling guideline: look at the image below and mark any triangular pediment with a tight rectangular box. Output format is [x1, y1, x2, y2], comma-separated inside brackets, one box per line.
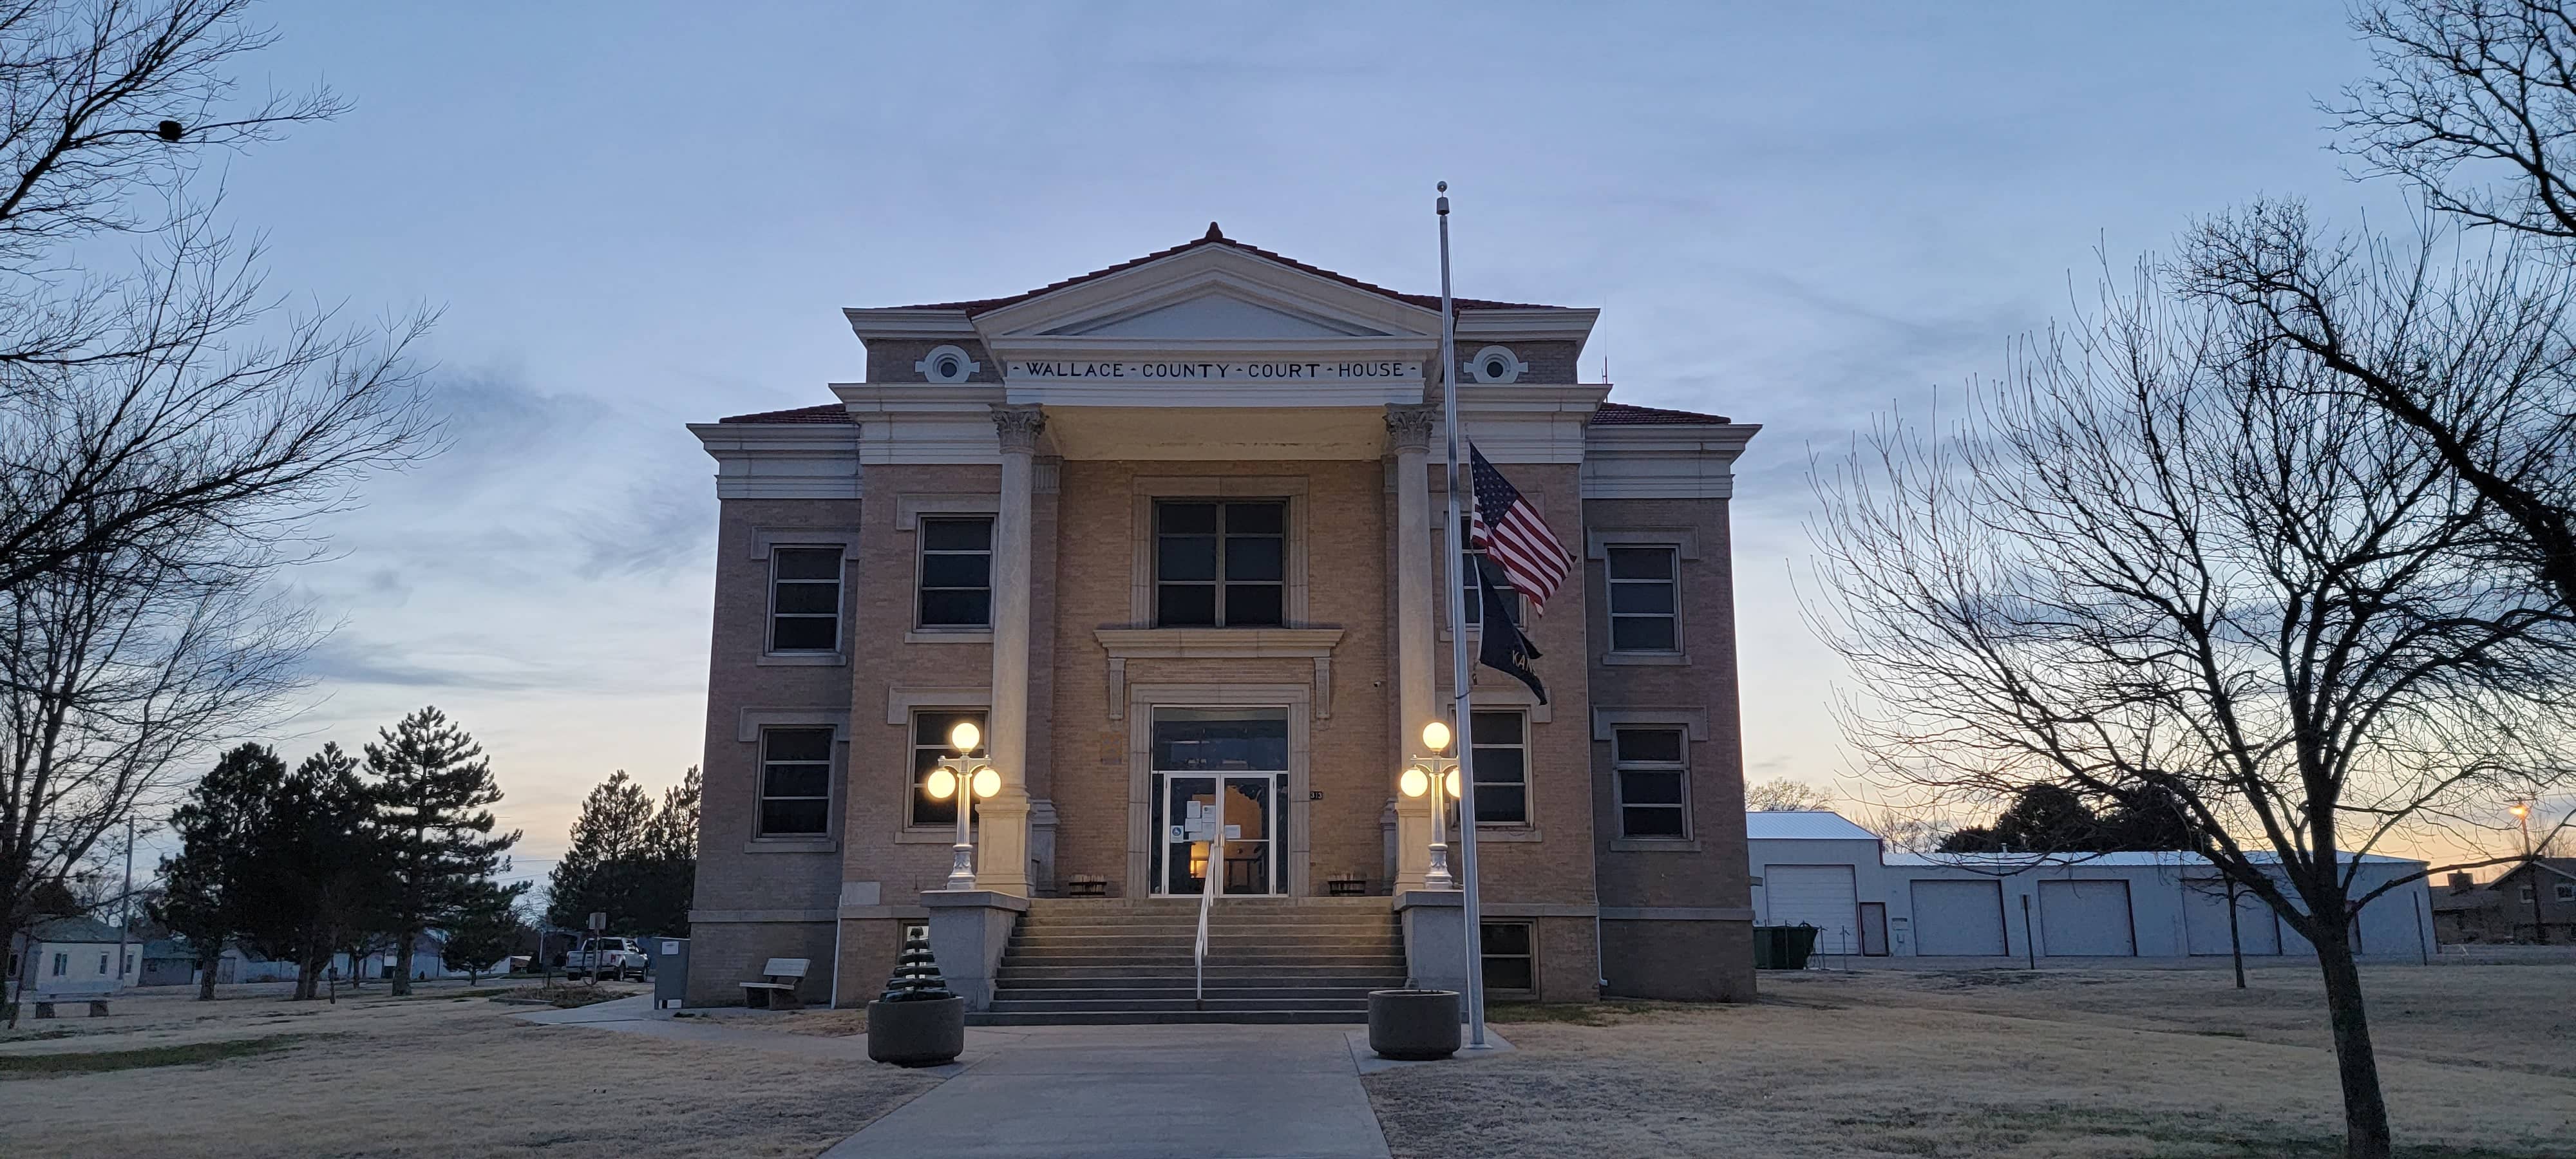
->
[1043, 290, 1386, 339]
[974, 242, 1439, 343]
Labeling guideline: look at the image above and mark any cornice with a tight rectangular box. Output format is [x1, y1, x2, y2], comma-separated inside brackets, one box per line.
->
[844, 307, 980, 341]
[688, 421, 864, 500]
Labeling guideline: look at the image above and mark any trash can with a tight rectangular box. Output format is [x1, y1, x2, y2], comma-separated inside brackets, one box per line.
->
[1752, 927, 1778, 970]
[1777, 924, 1819, 970]
[645, 937, 688, 1010]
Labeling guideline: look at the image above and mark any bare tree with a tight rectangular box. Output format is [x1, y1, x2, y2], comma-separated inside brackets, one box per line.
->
[1807, 245, 2576, 1157]
[1743, 777, 1838, 813]
[0, 0, 435, 598]
[0, 539, 313, 1025]
[2324, 1, 2576, 613]
[0, 0, 430, 1019]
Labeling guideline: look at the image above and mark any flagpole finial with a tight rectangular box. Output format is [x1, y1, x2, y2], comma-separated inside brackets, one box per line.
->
[1437, 181, 1448, 216]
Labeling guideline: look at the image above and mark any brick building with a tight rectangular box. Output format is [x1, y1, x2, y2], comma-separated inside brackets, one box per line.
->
[683, 227, 1759, 1017]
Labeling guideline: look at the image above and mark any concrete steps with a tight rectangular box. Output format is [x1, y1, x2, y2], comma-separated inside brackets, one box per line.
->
[967, 897, 1406, 1026]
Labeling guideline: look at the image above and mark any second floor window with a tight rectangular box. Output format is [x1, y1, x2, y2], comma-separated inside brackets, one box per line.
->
[1605, 546, 1680, 652]
[1459, 518, 1522, 627]
[918, 516, 994, 627]
[1155, 500, 1285, 627]
[768, 547, 842, 652]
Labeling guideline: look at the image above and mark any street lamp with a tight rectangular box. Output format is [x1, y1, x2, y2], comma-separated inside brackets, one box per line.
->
[925, 720, 999, 890]
[1401, 721, 1464, 890]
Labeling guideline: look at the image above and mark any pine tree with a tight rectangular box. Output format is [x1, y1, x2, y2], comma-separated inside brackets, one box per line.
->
[545, 770, 653, 931]
[155, 744, 289, 1001]
[639, 766, 699, 936]
[366, 708, 518, 996]
[262, 744, 393, 1001]
[442, 879, 527, 984]
[879, 933, 953, 1002]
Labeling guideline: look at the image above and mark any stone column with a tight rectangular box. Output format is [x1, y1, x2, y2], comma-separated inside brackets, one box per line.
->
[1386, 404, 1440, 892]
[978, 404, 1046, 896]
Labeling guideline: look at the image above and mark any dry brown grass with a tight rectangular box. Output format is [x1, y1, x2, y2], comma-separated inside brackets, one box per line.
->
[1368, 962, 2576, 1158]
[0, 983, 938, 1158]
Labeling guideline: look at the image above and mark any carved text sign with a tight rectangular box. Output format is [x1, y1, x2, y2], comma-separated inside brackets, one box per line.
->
[1006, 359, 1421, 382]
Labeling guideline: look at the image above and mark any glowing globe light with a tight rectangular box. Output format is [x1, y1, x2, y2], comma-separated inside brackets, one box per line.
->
[949, 720, 982, 753]
[1399, 765, 1431, 798]
[924, 768, 956, 800]
[1421, 721, 1451, 753]
[971, 765, 1001, 799]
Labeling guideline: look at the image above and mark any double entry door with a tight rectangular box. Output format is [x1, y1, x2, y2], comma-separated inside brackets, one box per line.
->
[1147, 707, 1289, 897]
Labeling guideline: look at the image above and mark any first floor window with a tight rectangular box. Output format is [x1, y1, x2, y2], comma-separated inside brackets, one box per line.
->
[769, 547, 844, 652]
[2523, 885, 2537, 902]
[1469, 710, 1528, 825]
[1605, 545, 1680, 652]
[1613, 727, 1689, 838]
[758, 728, 833, 836]
[2559, 883, 2575, 902]
[911, 711, 987, 827]
[1481, 922, 1535, 993]
[51, 952, 66, 977]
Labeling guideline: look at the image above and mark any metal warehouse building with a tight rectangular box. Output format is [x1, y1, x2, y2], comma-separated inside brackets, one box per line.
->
[1746, 811, 2438, 963]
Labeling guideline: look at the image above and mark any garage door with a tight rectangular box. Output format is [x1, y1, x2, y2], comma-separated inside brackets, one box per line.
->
[1765, 865, 1861, 953]
[2182, 879, 2280, 955]
[1910, 879, 2008, 956]
[2040, 880, 2137, 956]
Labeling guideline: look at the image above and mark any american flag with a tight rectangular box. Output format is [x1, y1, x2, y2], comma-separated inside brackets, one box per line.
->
[1468, 445, 1572, 614]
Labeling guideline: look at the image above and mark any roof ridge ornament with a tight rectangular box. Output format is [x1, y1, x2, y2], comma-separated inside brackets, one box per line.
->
[1204, 221, 1224, 241]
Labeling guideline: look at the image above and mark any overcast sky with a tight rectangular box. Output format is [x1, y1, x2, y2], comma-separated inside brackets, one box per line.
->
[203, 1, 2465, 876]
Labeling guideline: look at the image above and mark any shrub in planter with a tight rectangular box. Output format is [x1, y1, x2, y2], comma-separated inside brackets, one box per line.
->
[1367, 988, 1461, 1060]
[867, 934, 965, 1066]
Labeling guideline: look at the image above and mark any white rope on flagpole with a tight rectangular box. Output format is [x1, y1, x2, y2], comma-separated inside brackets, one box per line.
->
[1435, 182, 1488, 1050]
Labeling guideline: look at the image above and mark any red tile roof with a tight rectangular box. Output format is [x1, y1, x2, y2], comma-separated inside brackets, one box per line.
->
[1591, 400, 1732, 425]
[716, 403, 855, 425]
[884, 223, 1565, 316]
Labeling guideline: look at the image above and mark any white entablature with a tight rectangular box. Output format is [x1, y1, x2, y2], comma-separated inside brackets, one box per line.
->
[971, 243, 1443, 410]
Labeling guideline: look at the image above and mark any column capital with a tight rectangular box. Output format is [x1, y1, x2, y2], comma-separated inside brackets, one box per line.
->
[992, 404, 1047, 455]
[1385, 403, 1438, 454]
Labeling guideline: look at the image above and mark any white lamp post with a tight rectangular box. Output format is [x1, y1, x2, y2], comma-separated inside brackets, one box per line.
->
[923, 720, 1001, 890]
[1401, 721, 1464, 890]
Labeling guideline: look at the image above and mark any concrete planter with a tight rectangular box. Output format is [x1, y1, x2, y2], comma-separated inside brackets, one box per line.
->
[866, 995, 966, 1066]
[1367, 989, 1461, 1060]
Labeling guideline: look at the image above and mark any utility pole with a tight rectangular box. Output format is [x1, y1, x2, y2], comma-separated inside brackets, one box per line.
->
[115, 818, 134, 989]
[2512, 801, 2547, 944]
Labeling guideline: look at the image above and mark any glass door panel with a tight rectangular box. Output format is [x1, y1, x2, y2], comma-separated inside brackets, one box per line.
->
[1150, 775, 1217, 896]
[1220, 775, 1274, 895]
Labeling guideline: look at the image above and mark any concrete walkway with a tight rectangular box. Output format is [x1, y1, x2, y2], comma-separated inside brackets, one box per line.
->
[516, 997, 1514, 1158]
[822, 1023, 1397, 1159]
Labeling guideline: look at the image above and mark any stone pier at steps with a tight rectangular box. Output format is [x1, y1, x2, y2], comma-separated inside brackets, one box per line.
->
[968, 896, 1408, 1026]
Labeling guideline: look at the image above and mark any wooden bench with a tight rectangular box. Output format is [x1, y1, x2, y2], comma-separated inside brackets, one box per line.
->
[739, 957, 809, 1010]
[1065, 874, 1108, 898]
[1326, 874, 1369, 897]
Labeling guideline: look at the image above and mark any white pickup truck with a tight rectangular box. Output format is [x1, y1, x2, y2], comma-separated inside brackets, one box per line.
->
[563, 936, 648, 981]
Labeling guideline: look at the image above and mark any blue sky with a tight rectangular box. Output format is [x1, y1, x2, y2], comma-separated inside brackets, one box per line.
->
[208, 1, 2423, 872]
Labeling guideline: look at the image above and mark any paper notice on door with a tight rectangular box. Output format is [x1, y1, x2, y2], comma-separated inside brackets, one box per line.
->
[1224, 824, 1242, 838]
[1167, 825, 1184, 842]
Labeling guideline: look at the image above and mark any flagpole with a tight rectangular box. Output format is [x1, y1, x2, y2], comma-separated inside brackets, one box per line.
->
[1435, 182, 1488, 1050]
